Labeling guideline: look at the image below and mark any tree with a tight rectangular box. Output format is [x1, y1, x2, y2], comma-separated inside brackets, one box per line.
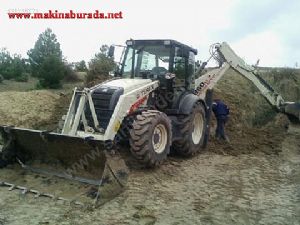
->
[75, 60, 88, 72]
[0, 48, 12, 79]
[38, 55, 65, 88]
[0, 48, 27, 80]
[10, 55, 24, 78]
[28, 28, 64, 88]
[87, 45, 116, 82]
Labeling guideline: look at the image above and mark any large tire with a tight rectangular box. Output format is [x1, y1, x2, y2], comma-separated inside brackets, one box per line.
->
[172, 102, 206, 156]
[129, 110, 172, 167]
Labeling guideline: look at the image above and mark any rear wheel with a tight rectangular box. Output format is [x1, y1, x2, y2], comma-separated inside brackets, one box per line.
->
[173, 102, 206, 156]
[129, 110, 172, 167]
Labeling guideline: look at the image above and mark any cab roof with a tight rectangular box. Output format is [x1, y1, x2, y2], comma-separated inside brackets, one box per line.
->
[126, 39, 198, 55]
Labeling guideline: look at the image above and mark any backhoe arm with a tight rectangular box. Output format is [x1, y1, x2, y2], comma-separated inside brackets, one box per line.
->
[195, 42, 300, 121]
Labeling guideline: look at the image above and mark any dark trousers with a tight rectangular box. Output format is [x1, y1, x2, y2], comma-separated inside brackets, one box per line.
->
[216, 116, 227, 139]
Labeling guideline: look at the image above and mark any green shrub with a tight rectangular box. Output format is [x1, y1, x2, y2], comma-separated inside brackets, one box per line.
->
[14, 72, 29, 82]
[0, 74, 3, 83]
[64, 64, 80, 82]
[37, 55, 65, 89]
[75, 60, 88, 72]
[87, 45, 116, 83]
[0, 49, 27, 80]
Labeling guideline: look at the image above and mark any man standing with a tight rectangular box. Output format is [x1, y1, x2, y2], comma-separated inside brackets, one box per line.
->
[212, 99, 230, 142]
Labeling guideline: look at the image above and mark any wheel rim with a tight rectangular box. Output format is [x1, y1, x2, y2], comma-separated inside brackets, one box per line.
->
[152, 124, 168, 154]
[192, 112, 204, 145]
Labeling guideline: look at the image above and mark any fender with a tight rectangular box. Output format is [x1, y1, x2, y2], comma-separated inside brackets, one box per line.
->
[178, 93, 206, 115]
[178, 90, 213, 148]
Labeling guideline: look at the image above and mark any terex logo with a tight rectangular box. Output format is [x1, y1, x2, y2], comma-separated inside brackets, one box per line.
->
[136, 84, 155, 99]
[194, 74, 216, 96]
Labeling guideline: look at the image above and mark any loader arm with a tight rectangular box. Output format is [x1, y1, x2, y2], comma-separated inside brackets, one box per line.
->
[63, 80, 159, 141]
[195, 42, 300, 121]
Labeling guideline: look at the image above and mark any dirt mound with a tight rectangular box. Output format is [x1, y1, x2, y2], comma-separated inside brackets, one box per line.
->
[0, 70, 299, 225]
[208, 68, 290, 156]
[260, 68, 300, 102]
[0, 69, 293, 157]
[0, 90, 68, 130]
[85, 76, 109, 88]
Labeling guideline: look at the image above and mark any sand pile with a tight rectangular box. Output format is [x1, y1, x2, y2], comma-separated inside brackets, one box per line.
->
[0, 69, 294, 156]
[0, 91, 64, 130]
[261, 69, 300, 102]
[208, 68, 290, 156]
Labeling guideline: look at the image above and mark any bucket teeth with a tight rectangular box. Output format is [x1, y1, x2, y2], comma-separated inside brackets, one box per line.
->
[31, 190, 40, 198]
[0, 180, 85, 206]
[17, 186, 28, 195]
[8, 184, 15, 191]
[22, 189, 28, 195]
[0, 126, 129, 207]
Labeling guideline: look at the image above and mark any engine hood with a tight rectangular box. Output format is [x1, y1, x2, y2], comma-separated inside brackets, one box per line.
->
[102, 78, 154, 93]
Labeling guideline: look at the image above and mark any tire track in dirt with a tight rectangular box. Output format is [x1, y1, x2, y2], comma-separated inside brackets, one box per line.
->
[0, 132, 299, 225]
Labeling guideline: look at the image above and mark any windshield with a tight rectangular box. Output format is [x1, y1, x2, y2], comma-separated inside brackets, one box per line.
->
[122, 45, 170, 78]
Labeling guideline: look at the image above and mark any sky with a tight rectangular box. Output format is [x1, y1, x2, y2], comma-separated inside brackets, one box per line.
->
[0, 0, 299, 67]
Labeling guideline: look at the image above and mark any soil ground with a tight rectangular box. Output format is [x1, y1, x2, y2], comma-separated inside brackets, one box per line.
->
[0, 126, 299, 225]
[0, 70, 299, 225]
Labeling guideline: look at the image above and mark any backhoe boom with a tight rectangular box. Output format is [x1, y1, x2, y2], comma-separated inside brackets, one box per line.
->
[195, 42, 300, 121]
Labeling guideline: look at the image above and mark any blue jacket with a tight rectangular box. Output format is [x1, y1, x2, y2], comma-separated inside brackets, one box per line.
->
[212, 100, 229, 118]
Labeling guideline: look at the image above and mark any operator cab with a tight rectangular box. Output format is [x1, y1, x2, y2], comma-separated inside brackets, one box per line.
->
[119, 39, 197, 90]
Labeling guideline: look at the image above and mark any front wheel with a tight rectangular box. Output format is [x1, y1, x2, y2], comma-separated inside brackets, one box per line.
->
[172, 102, 206, 156]
[129, 110, 172, 167]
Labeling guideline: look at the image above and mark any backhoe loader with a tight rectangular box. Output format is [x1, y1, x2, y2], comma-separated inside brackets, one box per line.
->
[0, 39, 299, 206]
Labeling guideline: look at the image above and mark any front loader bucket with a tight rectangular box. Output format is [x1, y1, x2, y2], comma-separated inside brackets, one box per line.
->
[0, 126, 129, 207]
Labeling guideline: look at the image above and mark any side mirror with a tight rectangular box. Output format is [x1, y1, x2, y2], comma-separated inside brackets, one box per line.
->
[108, 45, 115, 58]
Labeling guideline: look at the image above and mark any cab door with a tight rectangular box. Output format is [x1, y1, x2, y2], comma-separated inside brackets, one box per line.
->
[172, 47, 195, 90]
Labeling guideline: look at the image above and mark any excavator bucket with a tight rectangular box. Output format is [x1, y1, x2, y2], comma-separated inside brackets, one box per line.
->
[284, 102, 300, 123]
[0, 126, 129, 207]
